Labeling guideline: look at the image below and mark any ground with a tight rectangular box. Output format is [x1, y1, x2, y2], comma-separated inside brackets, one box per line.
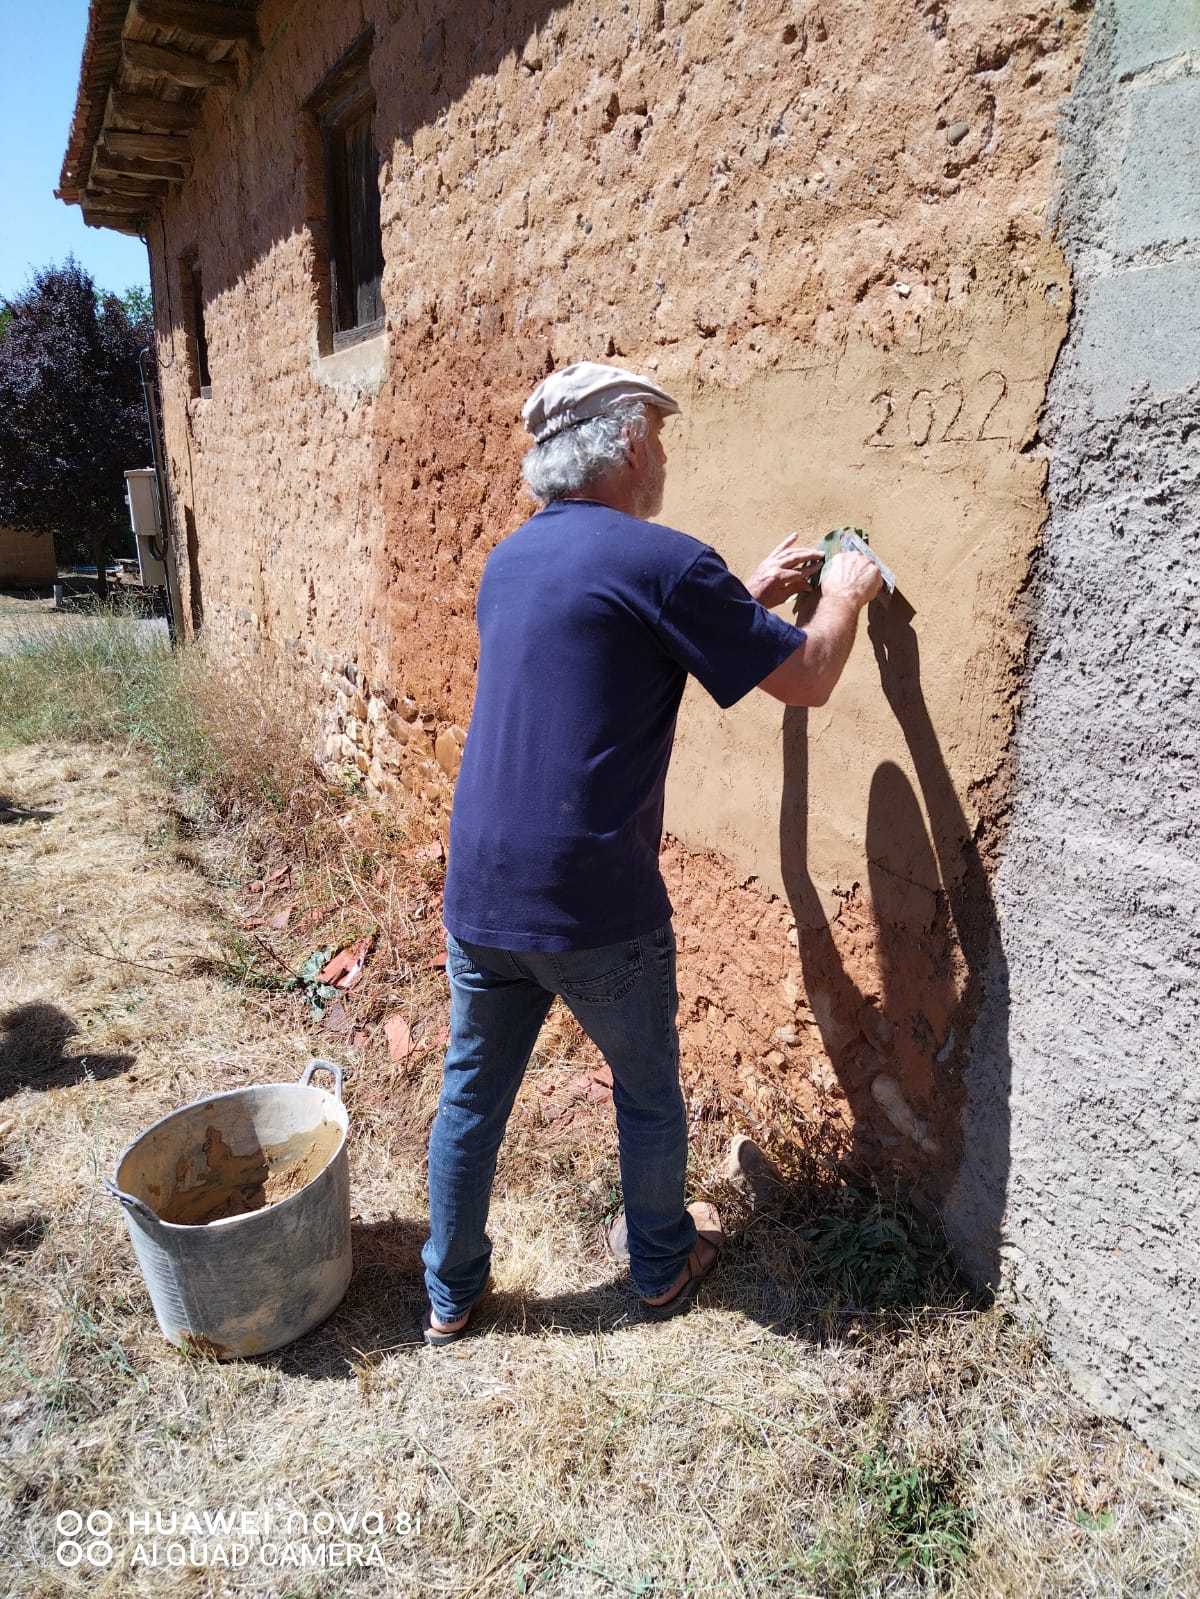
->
[0, 599, 1197, 1595]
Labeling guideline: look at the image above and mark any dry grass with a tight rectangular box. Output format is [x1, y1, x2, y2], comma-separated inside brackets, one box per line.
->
[0, 623, 1197, 1596]
[0, 591, 63, 638]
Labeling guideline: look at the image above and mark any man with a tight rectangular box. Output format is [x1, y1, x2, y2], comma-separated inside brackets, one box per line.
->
[421, 362, 881, 1343]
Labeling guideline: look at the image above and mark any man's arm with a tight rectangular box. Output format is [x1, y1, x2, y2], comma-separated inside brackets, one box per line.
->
[757, 552, 883, 707]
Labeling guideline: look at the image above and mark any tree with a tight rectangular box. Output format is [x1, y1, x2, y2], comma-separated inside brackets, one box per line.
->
[120, 284, 153, 325]
[0, 259, 154, 597]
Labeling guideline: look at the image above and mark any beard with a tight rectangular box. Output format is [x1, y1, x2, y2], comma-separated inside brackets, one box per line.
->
[631, 453, 666, 520]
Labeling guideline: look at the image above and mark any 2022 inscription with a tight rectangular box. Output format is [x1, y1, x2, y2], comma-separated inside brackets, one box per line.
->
[865, 372, 1009, 449]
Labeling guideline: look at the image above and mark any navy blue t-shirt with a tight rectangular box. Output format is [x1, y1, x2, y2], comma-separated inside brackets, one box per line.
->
[443, 499, 806, 951]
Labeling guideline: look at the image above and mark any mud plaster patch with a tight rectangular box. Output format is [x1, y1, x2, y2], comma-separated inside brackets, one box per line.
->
[652, 258, 1065, 1194]
[664, 252, 1068, 923]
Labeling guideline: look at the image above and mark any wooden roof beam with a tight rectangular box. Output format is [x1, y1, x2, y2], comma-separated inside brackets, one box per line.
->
[103, 130, 192, 165]
[122, 38, 241, 88]
[106, 91, 202, 133]
[95, 141, 191, 181]
[90, 174, 173, 199]
[82, 209, 148, 235]
[131, 1, 260, 46]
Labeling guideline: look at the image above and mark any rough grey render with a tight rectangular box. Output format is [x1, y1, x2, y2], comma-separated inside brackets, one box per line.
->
[947, 0, 1200, 1477]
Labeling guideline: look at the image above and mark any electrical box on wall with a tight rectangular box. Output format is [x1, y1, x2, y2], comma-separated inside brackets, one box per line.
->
[125, 467, 166, 587]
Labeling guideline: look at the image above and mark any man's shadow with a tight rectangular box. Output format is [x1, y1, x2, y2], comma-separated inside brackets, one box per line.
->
[0, 796, 56, 824]
[779, 594, 1011, 1289]
[0, 1003, 135, 1101]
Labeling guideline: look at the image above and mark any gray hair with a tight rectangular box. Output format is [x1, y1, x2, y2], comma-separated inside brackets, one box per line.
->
[522, 401, 650, 503]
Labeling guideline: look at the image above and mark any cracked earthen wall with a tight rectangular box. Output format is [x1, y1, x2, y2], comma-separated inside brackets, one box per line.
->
[151, 3, 1087, 1261]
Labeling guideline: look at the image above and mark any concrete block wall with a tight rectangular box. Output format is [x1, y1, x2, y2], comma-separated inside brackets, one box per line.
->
[947, 0, 1200, 1477]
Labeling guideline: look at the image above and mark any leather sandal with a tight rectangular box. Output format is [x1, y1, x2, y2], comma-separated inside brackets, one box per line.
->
[640, 1202, 724, 1321]
[422, 1305, 474, 1347]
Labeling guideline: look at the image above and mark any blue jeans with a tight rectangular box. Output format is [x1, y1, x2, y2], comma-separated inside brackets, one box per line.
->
[422, 923, 698, 1316]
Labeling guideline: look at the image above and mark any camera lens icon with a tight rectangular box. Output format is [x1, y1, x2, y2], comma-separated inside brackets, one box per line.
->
[55, 1510, 113, 1567]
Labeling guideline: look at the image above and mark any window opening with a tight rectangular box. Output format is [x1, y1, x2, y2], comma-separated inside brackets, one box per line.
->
[326, 90, 385, 342]
[307, 36, 385, 352]
[181, 253, 211, 398]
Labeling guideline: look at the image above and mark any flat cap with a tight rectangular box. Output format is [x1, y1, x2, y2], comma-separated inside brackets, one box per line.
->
[522, 361, 681, 443]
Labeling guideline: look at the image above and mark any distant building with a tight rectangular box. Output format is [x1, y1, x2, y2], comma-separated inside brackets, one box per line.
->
[0, 528, 57, 587]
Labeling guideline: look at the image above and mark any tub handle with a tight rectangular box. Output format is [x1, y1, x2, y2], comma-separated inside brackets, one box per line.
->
[300, 1058, 344, 1100]
[101, 1177, 163, 1229]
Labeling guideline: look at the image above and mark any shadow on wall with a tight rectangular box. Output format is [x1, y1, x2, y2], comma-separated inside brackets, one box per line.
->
[391, 0, 556, 132]
[184, 505, 204, 632]
[779, 593, 1011, 1289]
[154, 0, 560, 660]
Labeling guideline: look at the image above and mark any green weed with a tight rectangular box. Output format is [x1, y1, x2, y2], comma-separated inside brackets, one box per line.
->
[859, 1444, 973, 1577]
[204, 929, 299, 994]
[1075, 1508, 1117, 1532]
[804, 1189, 957, 1310]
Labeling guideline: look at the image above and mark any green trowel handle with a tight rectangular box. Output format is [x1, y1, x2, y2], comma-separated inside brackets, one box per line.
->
[814, 525, 896, 597]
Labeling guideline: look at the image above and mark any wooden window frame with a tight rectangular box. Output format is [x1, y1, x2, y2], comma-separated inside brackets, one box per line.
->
[305, 35, 385, 355]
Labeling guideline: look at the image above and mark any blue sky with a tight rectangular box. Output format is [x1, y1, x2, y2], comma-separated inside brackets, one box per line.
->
[1, 3, 151, 302]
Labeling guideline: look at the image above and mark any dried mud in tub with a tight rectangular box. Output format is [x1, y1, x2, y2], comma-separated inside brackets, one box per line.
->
[155, 1121, 344, 1225]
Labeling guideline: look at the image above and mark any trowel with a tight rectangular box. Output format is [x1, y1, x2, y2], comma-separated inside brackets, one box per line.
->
[813, 525, 896, 602]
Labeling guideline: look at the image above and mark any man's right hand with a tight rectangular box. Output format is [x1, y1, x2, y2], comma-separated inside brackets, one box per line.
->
[758, 549, 885, 707]
[821, 550, 884, 610]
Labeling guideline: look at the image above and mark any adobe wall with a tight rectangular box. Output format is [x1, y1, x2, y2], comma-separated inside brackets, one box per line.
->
[946, 0, 1200, 1478]
[150, 2, 1087, 1240]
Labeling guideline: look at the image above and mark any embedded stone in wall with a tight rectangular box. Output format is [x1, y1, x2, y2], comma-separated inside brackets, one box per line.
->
[871, 1074, 940, 1156]
[435, 725, 466, 780]
[320, 661, 458, 815]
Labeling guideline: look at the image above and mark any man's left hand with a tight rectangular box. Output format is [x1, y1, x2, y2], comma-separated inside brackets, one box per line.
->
[746, 532, 823, 609]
